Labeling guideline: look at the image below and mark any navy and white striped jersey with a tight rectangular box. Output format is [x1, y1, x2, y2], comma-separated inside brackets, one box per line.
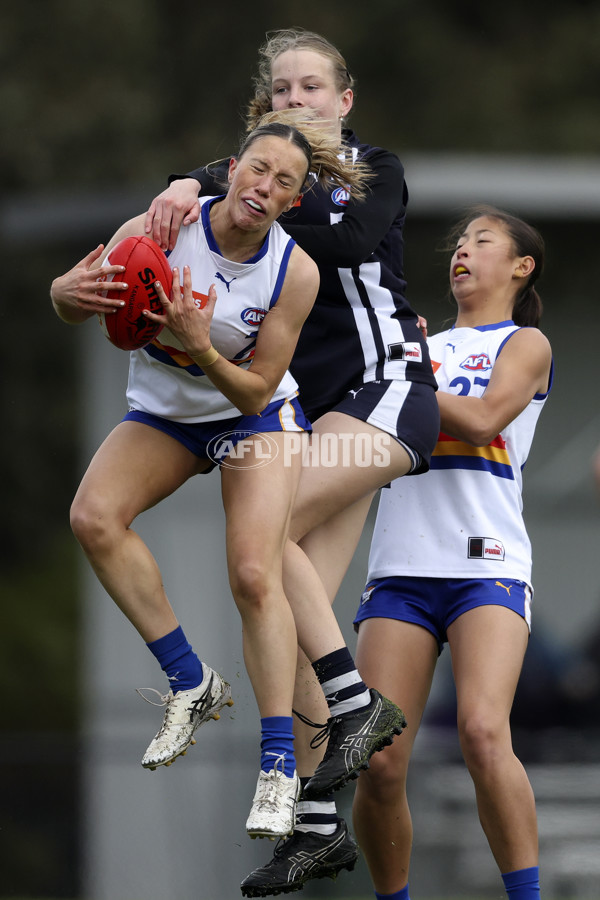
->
[178, 129, 436, 419]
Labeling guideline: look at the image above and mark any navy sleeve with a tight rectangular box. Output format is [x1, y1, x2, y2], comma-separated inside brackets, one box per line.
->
[169, 165, 225, 196]
[283, 149, 407, 267]
[169, 150, 406, 269]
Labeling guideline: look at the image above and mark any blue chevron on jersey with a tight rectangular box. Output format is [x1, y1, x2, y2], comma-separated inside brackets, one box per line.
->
[366, 321, 552, 584]
[126, 196, 299, 424]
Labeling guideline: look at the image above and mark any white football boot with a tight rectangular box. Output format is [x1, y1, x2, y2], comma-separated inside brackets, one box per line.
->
[246, 755, 300, 840]
[140, 665, 233, 770]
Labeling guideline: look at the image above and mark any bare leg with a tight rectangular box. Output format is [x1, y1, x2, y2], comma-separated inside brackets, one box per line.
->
[352, 618, 438, 893]
[221, 433, 302, 718]
[295, 493, 376, 601]
[240, 418, 417, 887]
[288, 495, 375, 774]
[285, 413, 412, 773]
[448, 606, 539, 873]
[70, 421, 207, 641]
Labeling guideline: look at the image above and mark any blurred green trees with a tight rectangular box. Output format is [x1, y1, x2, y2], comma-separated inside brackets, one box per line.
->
[2, 0, 599, 731]
[2, 0, 599, 198]
[1, 2, 598, 896]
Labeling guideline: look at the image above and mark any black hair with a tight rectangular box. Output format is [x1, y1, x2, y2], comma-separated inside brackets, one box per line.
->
[449, 205, 545, 327]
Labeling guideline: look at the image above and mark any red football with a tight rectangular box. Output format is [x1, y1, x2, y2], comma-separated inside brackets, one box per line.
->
[97, 235, 172, 351]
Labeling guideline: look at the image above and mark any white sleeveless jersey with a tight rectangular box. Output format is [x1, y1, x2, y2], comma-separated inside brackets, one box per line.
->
[126, 197, 299, 422]
[367, 321, 552, 586]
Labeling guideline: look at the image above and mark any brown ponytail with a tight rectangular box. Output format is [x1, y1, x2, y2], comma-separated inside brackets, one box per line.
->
[204, 109, 373, 201]
[242, 109, 373, 201]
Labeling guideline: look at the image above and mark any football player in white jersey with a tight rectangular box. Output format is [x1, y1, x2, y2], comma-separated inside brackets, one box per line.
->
[144, 31, 440, 895]
[50, 112, 407, 841]
[352, 207, 552, 900]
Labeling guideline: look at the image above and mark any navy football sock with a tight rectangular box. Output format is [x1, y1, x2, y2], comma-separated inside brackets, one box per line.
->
[146, 625, 204, 693]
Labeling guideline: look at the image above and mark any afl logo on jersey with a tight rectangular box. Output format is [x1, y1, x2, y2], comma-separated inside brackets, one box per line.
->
[460, 353, 492, 371]
[331, 186, 350, 207]
[241, 307, 266, 327]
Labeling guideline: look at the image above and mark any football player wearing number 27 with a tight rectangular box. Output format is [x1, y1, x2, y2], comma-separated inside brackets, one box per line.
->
[49, 111, 395, 842]
[353, 207, 552, 900]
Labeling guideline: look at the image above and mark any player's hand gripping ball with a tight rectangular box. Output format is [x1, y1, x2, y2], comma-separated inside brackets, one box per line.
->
[97, 236, 172, 350]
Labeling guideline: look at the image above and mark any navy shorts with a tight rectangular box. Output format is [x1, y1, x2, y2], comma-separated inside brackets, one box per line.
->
[124, 395, 311, 470]
[354, 576, 532, 652]
[326, 380, 439, 475]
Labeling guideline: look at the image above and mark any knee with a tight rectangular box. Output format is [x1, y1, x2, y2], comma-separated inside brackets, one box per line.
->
[360, 739, 407, 803]
[70, 492, 117, 555]
[458, 710, 507, 774]
[229, 556, 274, 611]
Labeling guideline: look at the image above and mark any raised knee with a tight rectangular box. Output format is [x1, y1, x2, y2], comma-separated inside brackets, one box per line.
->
[70, 494, 116, 554]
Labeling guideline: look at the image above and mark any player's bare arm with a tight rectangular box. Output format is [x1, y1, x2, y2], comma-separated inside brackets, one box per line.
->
[246, 246, 319, 399]
[437, 327, 552, 446]
[147, 247, 318, 416]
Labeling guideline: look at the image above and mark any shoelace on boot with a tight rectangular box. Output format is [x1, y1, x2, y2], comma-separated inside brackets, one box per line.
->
[292, 708, 340, 750]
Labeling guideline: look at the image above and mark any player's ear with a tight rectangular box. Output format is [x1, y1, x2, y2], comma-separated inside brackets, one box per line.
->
[340, 88, 353, 119]
[514, 256, 535, 279]
[283, 192, 302, 212]
[228, 157, 238, 184]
